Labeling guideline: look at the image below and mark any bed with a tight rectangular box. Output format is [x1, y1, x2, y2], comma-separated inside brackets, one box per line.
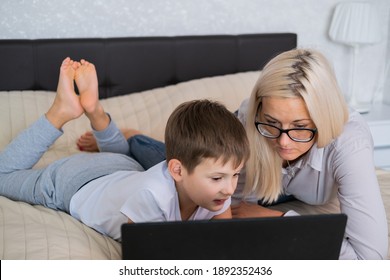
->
[0, 33, 388, 259]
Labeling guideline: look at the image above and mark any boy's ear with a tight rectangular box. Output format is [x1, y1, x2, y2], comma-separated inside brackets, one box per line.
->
[168, 159, 183, 182]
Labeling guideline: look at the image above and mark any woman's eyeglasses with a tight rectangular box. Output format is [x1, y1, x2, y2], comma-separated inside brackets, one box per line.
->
[255, 122, 317, 143]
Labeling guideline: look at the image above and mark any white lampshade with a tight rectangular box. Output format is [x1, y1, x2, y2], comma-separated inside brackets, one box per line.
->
[329, 1, 382, 47]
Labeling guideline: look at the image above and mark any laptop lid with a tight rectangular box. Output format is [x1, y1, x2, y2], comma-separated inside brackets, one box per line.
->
[121, 213, 347, 260]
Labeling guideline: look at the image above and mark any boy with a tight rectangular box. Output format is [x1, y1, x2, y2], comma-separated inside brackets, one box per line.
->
[0, 58, 249, 241]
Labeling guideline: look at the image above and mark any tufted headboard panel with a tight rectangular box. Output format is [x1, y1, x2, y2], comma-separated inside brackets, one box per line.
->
[0, 33, 296, 99]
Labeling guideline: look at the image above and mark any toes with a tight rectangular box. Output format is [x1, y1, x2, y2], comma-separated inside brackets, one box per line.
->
[80, 59, 88, 66]
[71, 61, 81, 70]
[62, 57, 71, 65]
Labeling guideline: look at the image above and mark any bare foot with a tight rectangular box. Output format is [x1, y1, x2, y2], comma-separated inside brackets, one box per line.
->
[122, 128, 143, 139]
[46, 57, 83, 129]
[74, 59, 99, 114]
[75, 59, 109, 130]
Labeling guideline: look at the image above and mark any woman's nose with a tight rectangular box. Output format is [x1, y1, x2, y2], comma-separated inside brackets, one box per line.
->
[277, 131, 292, 146]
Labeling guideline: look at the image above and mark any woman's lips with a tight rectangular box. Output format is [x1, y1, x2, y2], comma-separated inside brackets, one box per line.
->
[278, 147, 294, 155]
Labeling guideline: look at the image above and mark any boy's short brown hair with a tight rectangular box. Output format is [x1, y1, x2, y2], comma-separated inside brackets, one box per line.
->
[165, 99, 250, 173]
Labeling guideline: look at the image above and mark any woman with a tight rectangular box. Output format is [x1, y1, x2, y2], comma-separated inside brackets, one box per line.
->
[77, 48, 388, 259]
[232, 49, 388, 260]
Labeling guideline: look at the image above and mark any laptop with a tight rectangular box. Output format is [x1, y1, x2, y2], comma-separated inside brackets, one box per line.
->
[121, 213, 347, 260]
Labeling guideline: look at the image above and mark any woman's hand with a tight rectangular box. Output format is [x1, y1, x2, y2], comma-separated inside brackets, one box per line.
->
[231, 201, 284, 218]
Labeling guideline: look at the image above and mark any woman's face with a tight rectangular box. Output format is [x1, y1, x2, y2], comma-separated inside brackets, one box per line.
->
[258, 96, 316, 162]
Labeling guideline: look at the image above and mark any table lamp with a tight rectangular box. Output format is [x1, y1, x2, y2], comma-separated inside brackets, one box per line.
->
[329, 1, 382, 113]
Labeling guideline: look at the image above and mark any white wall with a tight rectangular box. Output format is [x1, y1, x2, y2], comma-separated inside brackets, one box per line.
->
[0, 0, 389, 104]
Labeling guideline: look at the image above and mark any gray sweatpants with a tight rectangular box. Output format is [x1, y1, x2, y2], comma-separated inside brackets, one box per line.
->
[0, 116, 143, 213]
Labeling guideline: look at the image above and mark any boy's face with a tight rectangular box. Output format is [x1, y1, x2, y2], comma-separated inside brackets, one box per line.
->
[178, 157, 244, 213]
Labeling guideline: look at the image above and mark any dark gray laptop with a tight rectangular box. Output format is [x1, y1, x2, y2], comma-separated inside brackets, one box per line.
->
[121, 213, 347, 260]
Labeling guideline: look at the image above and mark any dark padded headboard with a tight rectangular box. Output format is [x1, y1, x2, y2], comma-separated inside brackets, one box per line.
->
[0, 33, 296, 99]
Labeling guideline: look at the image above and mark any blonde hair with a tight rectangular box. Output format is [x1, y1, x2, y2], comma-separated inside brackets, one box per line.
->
[244, 48, 349, 203]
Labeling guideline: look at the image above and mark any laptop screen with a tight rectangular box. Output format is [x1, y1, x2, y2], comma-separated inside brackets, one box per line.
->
[121, 214, 347, 260]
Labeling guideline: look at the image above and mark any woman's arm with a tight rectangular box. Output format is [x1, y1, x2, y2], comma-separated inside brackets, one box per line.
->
[231, 202, 284, 218]
[333, 131, 388, 259]
[212, 207, 232, 219]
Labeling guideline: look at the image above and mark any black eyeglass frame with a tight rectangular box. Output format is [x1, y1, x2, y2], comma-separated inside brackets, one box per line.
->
[255, 121, 317, 143]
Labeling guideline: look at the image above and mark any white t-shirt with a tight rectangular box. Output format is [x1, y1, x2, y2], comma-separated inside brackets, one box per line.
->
[70, 161, 230, 240]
